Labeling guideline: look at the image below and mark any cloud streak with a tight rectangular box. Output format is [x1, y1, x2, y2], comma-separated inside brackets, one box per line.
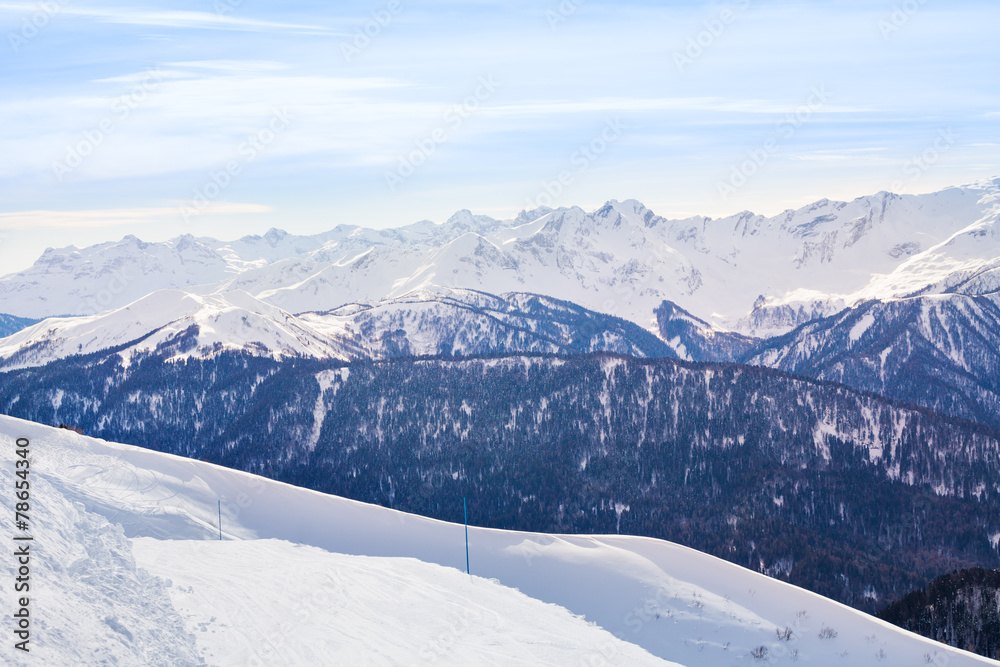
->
[0, 204, 272, 230]
[0, 3, 346, 35]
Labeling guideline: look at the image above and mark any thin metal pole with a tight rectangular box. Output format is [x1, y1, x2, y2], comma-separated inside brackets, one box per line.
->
[218, 500, 222, 541]
[464, 497, 470, 576]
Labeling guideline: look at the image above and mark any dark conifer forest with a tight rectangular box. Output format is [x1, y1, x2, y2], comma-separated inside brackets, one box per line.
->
[3, 349, 999, 616]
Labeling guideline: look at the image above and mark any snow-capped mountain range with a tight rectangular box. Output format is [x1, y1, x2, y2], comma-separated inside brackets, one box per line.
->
[3, 178, 999, 338]
[3, 415, 993, 666]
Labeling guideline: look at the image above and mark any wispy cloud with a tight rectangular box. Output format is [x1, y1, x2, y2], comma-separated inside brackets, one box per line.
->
[482, 97, 870, 118]
[790, 147, 889, 162]
[0, 204, 271, 229]
[0, 3, 345, 35]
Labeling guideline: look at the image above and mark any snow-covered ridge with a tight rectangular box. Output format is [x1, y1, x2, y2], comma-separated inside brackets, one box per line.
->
[2, 179, 999, 336]
[0, 289, 361, 371]
[2, 416, 993, 666]
[743, 289, 1000, 429]
[0, 286, 674, 370]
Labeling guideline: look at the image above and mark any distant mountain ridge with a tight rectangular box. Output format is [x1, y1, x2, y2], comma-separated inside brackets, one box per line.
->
[654, 300, 759, 361]
[3, 179, 998, 339]
[0, 313, 38, 338]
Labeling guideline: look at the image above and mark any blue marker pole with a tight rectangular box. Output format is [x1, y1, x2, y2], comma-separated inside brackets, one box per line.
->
[464, 497, 470, 576]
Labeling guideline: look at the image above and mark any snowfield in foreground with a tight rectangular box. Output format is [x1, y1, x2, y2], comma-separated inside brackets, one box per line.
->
[0, 415, 995, 666]
[132, 539, 671, 666]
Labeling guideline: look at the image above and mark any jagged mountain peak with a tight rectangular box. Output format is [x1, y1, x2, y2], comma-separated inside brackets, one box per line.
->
[263, 227, 289, 242]
[444, 208, 497, 230]
[602, 198, 646, 214]
[512, 206, 555, 226]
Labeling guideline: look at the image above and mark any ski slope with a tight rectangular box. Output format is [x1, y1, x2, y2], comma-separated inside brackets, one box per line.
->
[1, 415, 995, 666]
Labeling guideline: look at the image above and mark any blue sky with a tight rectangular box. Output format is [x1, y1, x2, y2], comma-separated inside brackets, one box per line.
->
[0, 0, 997, 272]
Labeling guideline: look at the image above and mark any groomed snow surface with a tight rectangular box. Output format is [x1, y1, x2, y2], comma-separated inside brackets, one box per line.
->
[1, 416, 995, 666]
